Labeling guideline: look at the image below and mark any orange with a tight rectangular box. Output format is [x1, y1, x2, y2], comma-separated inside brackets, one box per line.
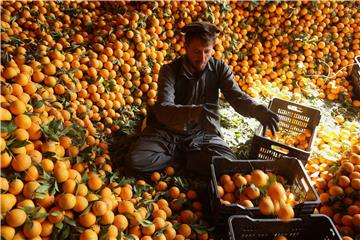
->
[53, 167, 69, 183]
[40, 221, 54, 237]
[11, 154, 31, 172]
[341, 162, 354, 174]
[43, 63, 56, 75]
[152, 209, 167, 220]
[277, 203, 294, 221]
[5, 208, 27, 227]
[1, 151, 12, 169]
[107, 224, 118, 238]
[352, 214, 360, 228]
[259, 196, 275, 216]
[62, 179, 76, 193]
[92, 200, 108, 216]
[78, 212, 97, 228]
[251, 169, 269, 187]
[1, 225, 15, 240]
[13, 128, 29, 141]
[0, 108, 12, 121]
[24, 165, 39, 181]
[141, 223, 155, 236]
[177, 224, 191, 238]
[268, 182, 286, 201]
[223, 180, 236, 193]
[351, 178, 360, 190]
[2, 66, 19, 79]
[232, 173, 247, 188]
[113, 214, 128, 231]
[0, 137, 5, 152]
[23, 220, 42, 238]
[73, 196, 89, 212]
[58, 193, 76, 210]
[100, 210, 115, 225]
[164, 166, 175, 176]
[168, 186, 180, 199]
[22, 181, 40, 199]
[155, 181, 168, 191]
[47, 207, 64, 224]
[117, 200, 135, 214]
[0, 177, 9, 192]
[244, 186, 260, 200]
[8, 178, 24, 195]
[151, 171, 161, 182]
[180, 209, 194, 224]
[328, 185, 344, 197]
[80, 229, 98, 240]
[119, 185, 133, 200]
[9, 100, 26, 115]
[88, 173, 102, 191]
[14, 114, 32, 129]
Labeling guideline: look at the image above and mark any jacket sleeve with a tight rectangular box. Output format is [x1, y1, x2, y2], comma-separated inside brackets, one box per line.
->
[218, 60, 260, 117]
[154, 63, 201, 127]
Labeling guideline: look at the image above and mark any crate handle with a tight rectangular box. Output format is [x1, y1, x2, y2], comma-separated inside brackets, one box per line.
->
[271, 145, 289, 155]
[287, 104, 303, 113]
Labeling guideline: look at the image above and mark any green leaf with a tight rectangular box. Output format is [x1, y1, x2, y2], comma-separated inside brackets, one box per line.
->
[32, 212, 49, 220]
[8, 139, 29, 148]
[173, 176, 189, 191]
[139, 219, 153, 227]
[63, 215, 77, 227]
[0, 121, 17, 133]
[10, 15, 20, 24]
[36, 183, 50, 194]
[19, 205, 36, 214]
[59, 224, 70, 239]
[33, 101, 44, 109]
[49, 180, 59, 196]
[50, 211, 62, 217]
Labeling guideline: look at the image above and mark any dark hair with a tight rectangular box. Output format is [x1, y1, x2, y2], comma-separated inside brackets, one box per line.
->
[185, 31, 216, 45]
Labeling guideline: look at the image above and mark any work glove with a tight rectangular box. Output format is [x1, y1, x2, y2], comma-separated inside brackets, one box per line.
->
[252, 105, 280, 135]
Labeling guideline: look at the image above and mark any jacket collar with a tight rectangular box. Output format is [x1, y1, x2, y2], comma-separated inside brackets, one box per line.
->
[179, 56, 215, 78]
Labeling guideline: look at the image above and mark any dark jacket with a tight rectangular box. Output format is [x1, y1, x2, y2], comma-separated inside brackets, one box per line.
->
[149, 56, 259, 135]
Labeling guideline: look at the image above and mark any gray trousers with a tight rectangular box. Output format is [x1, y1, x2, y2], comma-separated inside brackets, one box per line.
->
[126, 126, 236, 177]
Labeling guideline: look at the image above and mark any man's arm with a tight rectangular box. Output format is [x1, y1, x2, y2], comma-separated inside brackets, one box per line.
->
[217, 60, 259, 117]
[153, 64, 202, 127]
[218, 60, 279, 134]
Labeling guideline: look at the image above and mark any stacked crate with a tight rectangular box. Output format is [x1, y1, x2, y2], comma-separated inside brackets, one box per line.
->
[209, 98, 342, 239]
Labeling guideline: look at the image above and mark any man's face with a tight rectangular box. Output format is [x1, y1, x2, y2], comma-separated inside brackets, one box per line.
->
[185, 37, 214, 73]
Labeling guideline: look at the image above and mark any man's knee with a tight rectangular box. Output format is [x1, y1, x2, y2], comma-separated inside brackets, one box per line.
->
[126, 149, 150, 172]
[126, 149, 171, 173]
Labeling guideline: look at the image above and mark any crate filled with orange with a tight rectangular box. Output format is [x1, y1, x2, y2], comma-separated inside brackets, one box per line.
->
[209, 157, 319, 225]
[250, 98, 321, 163]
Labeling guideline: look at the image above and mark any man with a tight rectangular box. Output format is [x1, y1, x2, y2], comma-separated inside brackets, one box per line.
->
[126, 22, 279, 176]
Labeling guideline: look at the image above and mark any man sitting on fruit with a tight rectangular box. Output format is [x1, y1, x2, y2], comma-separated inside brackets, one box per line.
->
[126, 22, 279, 176]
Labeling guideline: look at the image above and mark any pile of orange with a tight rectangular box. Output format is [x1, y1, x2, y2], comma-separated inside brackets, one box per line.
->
[1, 165, 211, 240]
[1, 1, 360, 239]
[310, 145, 360, 237]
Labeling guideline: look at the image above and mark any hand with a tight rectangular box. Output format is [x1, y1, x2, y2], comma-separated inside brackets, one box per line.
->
[252, 105, 280, 135]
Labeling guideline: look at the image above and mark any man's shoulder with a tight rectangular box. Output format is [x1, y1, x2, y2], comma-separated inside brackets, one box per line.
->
[209, 57, 228, 70]
[162, 57, 183, 70]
